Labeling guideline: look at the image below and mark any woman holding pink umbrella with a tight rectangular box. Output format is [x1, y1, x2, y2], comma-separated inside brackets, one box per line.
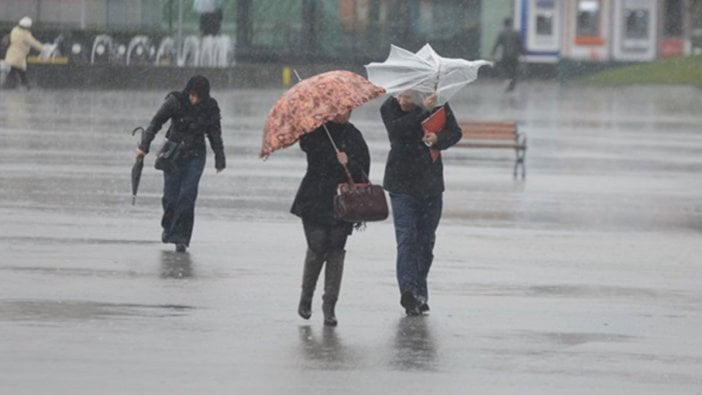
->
[260, 70, 384, 326]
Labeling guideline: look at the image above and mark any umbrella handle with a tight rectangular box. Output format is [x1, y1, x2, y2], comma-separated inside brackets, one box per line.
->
[131, 126, 145, 139]
[322, 123, 355, 185]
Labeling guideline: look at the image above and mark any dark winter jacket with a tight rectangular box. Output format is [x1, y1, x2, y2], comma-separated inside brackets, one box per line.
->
[139, 91, 226, 169]
[291, 122, 370, 225]
[380, 96, 462, 199]
[492, 28, 523, 61]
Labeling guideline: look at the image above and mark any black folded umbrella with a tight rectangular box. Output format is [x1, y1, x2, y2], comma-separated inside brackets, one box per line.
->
[131, 127, 145, 205]
[131, 156, 144, 205]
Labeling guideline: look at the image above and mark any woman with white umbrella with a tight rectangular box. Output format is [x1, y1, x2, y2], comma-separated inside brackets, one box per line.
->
[366, 44, 489, 315]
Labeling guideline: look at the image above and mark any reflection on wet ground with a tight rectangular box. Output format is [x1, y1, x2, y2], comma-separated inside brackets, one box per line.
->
[160, 251, 193, 279]
[1, 83, 701, 393]
[0, 299, 194, 321]
[391, 317, 437, 372]
[298, 325, 357, 370]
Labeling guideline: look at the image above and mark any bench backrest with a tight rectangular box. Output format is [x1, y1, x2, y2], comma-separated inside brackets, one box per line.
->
[459, 121, 518, 140]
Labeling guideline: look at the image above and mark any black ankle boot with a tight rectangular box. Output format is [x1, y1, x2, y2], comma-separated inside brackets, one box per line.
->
[322, 299, 337, 327]
[298, 298, 312, 320]
[401, 291, 420, 316]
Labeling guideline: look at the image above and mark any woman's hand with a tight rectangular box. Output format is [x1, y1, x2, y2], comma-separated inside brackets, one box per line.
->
[423, 93, 438, 110]
[135, 148, 146, 158]
[423, 133, 438, 147]
[337, 152, 348, 166]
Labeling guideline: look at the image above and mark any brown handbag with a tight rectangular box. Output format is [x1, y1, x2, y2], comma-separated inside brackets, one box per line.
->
[334, 180, 389, 222]
[320, 122, 388, 223]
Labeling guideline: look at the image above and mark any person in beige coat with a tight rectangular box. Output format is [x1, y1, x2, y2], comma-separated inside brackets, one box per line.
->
[2, 17, 47, 89]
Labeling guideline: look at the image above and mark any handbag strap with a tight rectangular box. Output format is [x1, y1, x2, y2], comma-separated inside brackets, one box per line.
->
[358, 168, 372, 185]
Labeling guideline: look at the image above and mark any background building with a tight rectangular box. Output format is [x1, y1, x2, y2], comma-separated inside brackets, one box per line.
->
[515, 0, 700, 64]
[1, 0, 504, 63]
[1, 0, 695, 77]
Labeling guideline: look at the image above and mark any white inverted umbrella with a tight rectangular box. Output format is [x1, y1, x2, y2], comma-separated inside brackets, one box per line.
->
[365, 44, 492, 105]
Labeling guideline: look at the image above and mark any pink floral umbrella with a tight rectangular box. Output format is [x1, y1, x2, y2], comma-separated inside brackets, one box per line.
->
[260, 70, 385, 158]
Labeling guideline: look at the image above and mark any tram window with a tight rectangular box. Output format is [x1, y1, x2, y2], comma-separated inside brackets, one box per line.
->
[576, 0, 601, 37]
[624, 9, 649, 39]
[536, 14, 553, 35]
[535, 0, 555, 36]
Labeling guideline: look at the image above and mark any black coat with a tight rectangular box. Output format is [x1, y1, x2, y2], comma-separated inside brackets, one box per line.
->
[139, 91, 226, 169]
[380, 96, 462, 198]
[492, 28, 523, 61]
[291, 122, 370, 225]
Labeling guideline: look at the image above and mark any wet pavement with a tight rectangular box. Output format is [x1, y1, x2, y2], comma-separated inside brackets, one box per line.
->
[1, 82, 702, 394]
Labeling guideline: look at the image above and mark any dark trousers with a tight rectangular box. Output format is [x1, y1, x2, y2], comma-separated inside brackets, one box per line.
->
[302, 218, 350, 254]
[161, 155, 206, 246]
[3, 67, 29, 89]
[499, 57, 519, 91]
[300, 218, 350, 311]
[389, 192, 443, 304]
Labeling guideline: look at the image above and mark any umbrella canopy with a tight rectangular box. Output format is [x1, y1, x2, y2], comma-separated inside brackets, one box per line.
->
[130, 127, 145, 205]
[365, 44, 492, 105]
[260, 70, 385, 158]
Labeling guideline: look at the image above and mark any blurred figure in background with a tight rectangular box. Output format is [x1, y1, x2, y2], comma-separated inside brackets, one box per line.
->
[2, 17, 49, 90]
[491, 17, 523, 92]
[193, 0, 224, 36]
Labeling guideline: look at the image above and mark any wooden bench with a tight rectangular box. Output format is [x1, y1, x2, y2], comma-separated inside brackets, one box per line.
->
[455, 120, 527, 179]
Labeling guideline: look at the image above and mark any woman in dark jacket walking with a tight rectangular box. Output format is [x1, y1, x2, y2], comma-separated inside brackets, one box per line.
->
[135, 75, 226, 252]
[291, 110, 370, 326]
[381, 91, 462, 315]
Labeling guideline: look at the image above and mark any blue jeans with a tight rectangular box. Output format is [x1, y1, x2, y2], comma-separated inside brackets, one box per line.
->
[389, 192, 443, 305]
[161, 155, 206, 246]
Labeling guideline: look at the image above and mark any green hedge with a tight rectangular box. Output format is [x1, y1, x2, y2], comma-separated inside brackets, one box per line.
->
[573, 55, 702, 86]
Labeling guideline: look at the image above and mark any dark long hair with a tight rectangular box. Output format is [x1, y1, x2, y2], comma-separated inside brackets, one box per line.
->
[184, 75, 210, 99]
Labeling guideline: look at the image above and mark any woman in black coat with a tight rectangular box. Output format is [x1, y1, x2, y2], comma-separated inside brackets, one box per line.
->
[135, 75, 225, 253]
[291, 110, 370, 326]
[380, 91, 462, 315]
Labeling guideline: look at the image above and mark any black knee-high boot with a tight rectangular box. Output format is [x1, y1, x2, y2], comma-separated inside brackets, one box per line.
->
[322, 249, 345, 326]
[298, 248, 325, 319]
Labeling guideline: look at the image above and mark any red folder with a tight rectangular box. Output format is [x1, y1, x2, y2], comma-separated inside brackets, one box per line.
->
[421, 106, 446, 163]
